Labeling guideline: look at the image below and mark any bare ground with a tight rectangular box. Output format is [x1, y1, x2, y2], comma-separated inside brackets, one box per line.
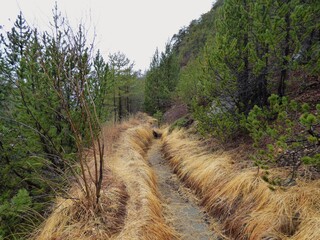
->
[147, 139, 219, 240]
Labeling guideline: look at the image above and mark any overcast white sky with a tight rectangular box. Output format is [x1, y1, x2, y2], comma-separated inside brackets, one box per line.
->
[0, 0, 214, 71]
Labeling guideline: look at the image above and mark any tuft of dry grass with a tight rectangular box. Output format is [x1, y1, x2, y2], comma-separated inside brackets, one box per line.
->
[32, 173, 129, 240]
[161, 128, 320, 240]
[109, 123, 179, 240]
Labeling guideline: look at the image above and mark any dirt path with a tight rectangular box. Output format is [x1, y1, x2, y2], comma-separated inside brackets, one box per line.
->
[147, 140, 218, 240]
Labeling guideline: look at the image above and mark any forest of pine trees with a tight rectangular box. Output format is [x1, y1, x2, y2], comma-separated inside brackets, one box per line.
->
[0, 7, 144, 238]
[145, 0, 319, 119]
[144, 0, 319, 183]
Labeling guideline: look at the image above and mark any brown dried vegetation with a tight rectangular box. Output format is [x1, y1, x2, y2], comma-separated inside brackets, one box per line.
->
[32, 113, 177, 240]
[161, 129, 320, 240]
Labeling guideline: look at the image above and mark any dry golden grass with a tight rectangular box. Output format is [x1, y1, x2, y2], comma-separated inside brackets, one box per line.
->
[161, 128, 320, 240]
[109, 124, 178, 240]
[32, 113, 177, 240]
[32, 178, 128, 240]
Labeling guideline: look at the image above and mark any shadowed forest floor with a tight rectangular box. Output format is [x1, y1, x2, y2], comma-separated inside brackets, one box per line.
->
[147, 140, 218, 240]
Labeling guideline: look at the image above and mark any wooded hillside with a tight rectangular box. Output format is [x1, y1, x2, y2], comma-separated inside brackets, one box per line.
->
[145, 0, 319, 179]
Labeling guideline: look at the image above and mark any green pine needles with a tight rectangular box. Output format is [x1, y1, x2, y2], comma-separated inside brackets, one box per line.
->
[246, 94, 320, 182]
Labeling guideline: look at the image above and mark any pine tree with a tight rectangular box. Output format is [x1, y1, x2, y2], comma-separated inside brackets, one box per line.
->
[91, 50, 110, 120]
[144, 44, 180, 115]
[203, 0, 251, 112]
[290, 0, 320, 76]
[109, 52, 134, 121]
[144, 48, 166, 114]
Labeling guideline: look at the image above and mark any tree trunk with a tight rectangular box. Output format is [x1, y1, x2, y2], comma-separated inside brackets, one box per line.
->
[278, 11, 290, 97]
[257, 45, 269, 107]
[118, 88, 122, 121]
[113, 90, 117, 123]
[238, 0, 250, 114]
[126, 85, 130, 115]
